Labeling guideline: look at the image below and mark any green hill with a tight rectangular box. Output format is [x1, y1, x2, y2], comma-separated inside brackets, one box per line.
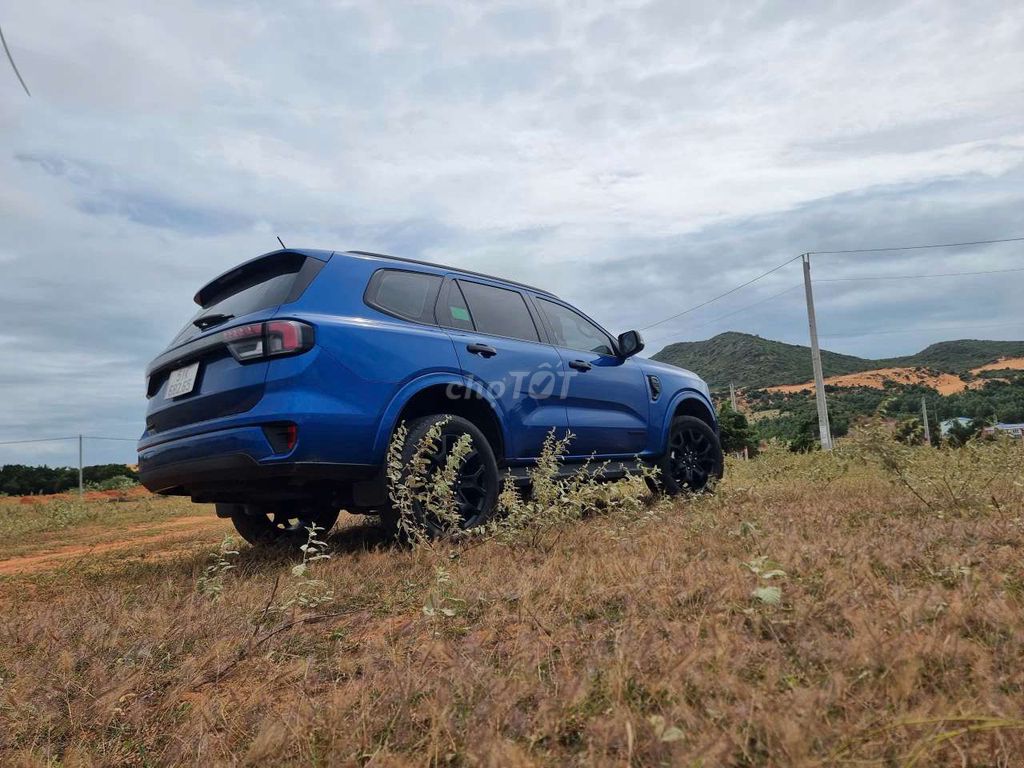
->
[651, 332, 1024, 391]
[884, 340, 1024, 371]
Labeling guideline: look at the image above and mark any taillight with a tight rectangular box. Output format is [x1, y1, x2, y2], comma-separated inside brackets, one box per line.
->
[224, 320, 314, 362]
[266, 320, 311, 355]
[223, 323, 265, 361]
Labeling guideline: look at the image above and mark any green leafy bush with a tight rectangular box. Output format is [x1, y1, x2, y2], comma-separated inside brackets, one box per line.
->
[717, 402, 758, 456]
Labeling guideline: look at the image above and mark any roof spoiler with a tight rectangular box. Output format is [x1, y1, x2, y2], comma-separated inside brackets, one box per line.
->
[193, 249, 330, 307]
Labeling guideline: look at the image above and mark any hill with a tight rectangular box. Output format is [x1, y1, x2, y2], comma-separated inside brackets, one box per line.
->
[651, 331, 1024, 390]
[884, 339, 1024, 371]
[651, 332, 870, 390]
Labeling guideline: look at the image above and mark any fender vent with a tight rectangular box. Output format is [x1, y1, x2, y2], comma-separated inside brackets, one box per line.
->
[647, 375, 662, 401]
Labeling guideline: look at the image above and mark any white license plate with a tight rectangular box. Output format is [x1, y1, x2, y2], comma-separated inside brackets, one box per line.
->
[165, 361, 200, 399]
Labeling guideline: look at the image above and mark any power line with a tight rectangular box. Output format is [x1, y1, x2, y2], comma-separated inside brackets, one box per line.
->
[647, 262, 1022, 342]
[816, 266, 1024, 282]
[651, 266, 1024, 340]
[808, 235, 1024, 256]
[648, 283, 804, 341]
[0, 436, 77, 446]
[689, 283, 804, 331]
[639, 254, 801, 331]
[0, 435, 137, 446]
[644, 261, 1021, 342]
[0, 23, 31, 97]
[636, 234, 1024, 334]
[820, 320, 1024, 340]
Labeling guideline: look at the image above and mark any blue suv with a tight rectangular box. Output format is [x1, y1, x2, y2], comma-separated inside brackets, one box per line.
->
[138, 249, 723, 545]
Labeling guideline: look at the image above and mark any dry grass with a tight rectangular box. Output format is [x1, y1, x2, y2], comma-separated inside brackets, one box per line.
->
[1, 443, 1023, 766]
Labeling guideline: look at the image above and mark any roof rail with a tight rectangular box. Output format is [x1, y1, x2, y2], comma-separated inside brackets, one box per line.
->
[346, 250, 556, 297]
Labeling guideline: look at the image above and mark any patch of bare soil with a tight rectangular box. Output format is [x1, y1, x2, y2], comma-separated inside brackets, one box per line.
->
[971, 356, 1024, 373]
[767, 366, 975, 395]
[0, 515, 229, 575]
[763, 357, 1024, 396]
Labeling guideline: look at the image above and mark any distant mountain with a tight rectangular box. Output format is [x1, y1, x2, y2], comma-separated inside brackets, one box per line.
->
[883, 340, 1024, 372]
[651, 332, 1024, 391]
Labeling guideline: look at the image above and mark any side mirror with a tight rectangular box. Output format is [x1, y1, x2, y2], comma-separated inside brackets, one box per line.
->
[617, 330, 645, 358]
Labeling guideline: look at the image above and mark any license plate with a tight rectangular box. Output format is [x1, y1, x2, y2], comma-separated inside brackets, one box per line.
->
[165, 361, 200, 399]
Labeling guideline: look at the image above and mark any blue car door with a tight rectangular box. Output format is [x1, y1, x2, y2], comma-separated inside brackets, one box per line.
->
[531, 295, 650, 458]
[438, 278, 568, 460]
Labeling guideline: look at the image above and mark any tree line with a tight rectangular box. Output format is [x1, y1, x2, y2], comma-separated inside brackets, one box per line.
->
[0, 464, 140, 496]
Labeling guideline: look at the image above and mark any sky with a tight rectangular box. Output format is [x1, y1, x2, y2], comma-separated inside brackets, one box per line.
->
[1, 0, 1023, 466]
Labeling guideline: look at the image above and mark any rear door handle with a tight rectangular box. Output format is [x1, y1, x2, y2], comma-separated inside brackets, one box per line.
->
[569, 359, 592, 372]
[467, 343, 497, 358]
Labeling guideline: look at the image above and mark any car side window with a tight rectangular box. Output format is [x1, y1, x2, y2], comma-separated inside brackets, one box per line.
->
[536, 297, 615, 356]
[365, 269, 443, 324]
[437, 281, 475, 331]
[457, 281, 539, 342]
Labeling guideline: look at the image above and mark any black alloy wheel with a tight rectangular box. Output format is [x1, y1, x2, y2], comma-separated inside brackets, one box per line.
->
[425, 431, 491, 526]
[221, 503, 340, 547]
[657, 415, 724, 495]
[385, 414, 500, 537]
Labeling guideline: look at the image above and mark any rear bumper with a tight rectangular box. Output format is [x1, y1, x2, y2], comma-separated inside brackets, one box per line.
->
[138, 424, 377, 502]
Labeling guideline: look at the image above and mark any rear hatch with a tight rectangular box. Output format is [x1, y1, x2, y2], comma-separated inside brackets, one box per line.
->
[144, 251, 326, 436]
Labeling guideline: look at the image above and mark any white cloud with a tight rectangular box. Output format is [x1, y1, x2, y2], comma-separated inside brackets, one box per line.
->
[1, 0, 1023, 462]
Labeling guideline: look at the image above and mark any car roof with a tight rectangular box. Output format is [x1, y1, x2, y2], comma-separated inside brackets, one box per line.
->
[196, 248, 560, 307]
[345, 250, 558, 298]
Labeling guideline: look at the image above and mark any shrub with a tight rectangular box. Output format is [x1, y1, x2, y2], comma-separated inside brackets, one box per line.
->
[728, 440, 849, 487]
[846, 421, 1023, 513]
[387, 425, 664, 549]
[894, 417, 924, 445]
[946, 418, 982, 447]
[385, 418, 467, 543]
[45, 496, 99, 529]
[197, 536, 239, 599]
[717, 402, 758, 456]
[85, 475, 138, 492]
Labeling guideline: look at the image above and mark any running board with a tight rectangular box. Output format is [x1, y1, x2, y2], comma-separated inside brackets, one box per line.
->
[501, 458, 655, 487]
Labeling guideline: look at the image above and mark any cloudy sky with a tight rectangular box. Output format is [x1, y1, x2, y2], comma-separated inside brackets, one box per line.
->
[2, 0, 1023, 465]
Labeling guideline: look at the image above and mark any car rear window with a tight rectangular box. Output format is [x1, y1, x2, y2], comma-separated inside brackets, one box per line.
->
[457, 280, 539, 342]
[364, 269, 443, 324]
[173, 253, 321, 344]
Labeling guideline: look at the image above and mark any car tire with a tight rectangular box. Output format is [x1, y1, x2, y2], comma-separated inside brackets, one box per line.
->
[381, 414, 500, 538]
[655, 415, 724, 495]
[221, 503, 339, 547]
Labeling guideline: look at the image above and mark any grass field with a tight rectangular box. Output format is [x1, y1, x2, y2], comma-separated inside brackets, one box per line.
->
[1, 438, 1022, 766]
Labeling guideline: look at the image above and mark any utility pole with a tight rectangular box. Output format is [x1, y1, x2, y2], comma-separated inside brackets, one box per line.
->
[78, 434, 84, 496]
[921, 397, 932, 446]
[802, 253, 833, 451]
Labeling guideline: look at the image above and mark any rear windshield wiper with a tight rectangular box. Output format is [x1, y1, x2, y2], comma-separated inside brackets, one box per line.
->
[193, 312, 235, 330]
